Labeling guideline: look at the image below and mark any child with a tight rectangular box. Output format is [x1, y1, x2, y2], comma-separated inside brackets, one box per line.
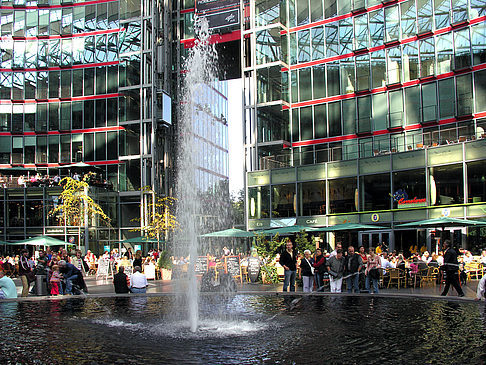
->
[50, 265, 63, 295]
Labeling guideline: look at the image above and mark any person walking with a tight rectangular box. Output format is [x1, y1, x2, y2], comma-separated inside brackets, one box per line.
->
[344, 246, 363, 293]
[279, 238, 297, 292]
[18, 249, 32, 297]
[113, 266, 130, 294]
[299, 250, 315, 293]
[326, 249, 345, 293]
[130, 266, 148, 293]
[440, 240, 465, 297]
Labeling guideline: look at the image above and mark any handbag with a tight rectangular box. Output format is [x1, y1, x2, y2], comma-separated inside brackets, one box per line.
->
[369, 268, 380, 280]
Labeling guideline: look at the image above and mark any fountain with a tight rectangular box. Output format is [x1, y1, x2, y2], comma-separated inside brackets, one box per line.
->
[173, 17, 219, 333]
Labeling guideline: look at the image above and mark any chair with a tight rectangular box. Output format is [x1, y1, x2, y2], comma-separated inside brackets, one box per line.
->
[465, 262, 482, 280]
[420, 267, 436, 286]
[387, 268, 406, 289]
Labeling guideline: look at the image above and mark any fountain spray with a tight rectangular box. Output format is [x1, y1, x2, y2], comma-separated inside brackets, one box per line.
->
[174, 17, 217, 332]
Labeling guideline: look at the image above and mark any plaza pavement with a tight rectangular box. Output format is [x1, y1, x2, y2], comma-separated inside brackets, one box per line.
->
[6, 275, 483, 302]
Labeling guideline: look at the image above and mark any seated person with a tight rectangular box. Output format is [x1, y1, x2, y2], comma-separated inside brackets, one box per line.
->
[0, 270, 18, 299]
[59, 260, 87, 295]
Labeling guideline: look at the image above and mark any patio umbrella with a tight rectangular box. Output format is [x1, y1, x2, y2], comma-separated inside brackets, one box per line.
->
[200, 228, 255, 238]
[58, 162, 100, 170]
[0, 166, 36, 175]
[395, 217, 486, 254]
[260, 225, 312, 236]
[307, 222, 388, 232]
[14, 236, 68, 247]
[395, 216, 486, 229]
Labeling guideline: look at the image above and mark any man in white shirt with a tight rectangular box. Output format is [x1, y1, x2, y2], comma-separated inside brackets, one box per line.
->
[130, 266, 148, 293]
[329, 243, 343, 258]
[380, 253, 396, 274]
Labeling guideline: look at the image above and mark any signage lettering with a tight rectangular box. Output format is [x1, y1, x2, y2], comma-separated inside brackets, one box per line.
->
[397, 197, 427, 208]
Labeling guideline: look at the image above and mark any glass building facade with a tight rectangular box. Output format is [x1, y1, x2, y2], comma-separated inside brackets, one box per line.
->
[244, 0, 486, 251]
[0, 0, 230, 252]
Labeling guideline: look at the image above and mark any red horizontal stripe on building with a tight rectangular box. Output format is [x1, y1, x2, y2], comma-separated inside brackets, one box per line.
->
[283, 0, 407, 34]
[291, 115, 476, 148]
[0, 0, 118, 10]
[0, 28, 124, 42]
[181, 30, 241, 48]
[288, 63, 486, 110]
[181, 8, 195, 14]
[0, 126, 125, 137]
[0, 93, 122, 105]
[0, 160, 123, 169]
[286, 15, 486, 72]
[0, 60, 120, 73]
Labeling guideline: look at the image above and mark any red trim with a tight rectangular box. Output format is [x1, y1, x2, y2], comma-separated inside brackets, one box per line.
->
[181, 30, 241, 48]
[0, 0, 117, 10]
[0, 93, 122, 105]
[0, 126, 125, 137]
[285, 0, 406, 34]
[0, 28, 124, 42]
[0, 160, 123, 169]
[181, 8, 195, 14]
[286, 15, 486, 72]
[291, 115, 479, 148]
[0, 60, 119, 73]
[288, 63, 486, 109]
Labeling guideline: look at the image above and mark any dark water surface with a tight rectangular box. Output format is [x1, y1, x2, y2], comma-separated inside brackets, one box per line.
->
[0, 295, 485, 364]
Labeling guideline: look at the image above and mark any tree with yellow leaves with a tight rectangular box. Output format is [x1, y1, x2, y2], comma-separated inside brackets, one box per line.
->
[132, 186, 180, 247]
[49, 172, 111, 232]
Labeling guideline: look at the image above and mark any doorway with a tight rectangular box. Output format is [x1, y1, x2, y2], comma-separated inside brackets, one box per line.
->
[359, 230, 392, 251]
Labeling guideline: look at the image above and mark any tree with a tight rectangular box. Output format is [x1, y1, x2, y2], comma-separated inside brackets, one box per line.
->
[49, 173, 111, 247]
[230, 188, 245, 227]
[132, 186, 180, 243]
[295, 230, 315, 253]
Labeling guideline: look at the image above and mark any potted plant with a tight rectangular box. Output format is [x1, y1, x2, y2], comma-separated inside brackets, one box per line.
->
[157, 250, 173, 280]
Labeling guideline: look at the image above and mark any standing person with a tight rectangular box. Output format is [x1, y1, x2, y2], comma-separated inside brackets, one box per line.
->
[0, 270, 17, 299]
[49, 265, 63, 296]
[358, 246, 368, 290]
[71, 250, 86, 276]
[326, 249, 345, 293]
[18, 249, 32, 297]
[113, 266, 130, 294]
[279, 238, 297, 292]
[440, 240, 465, 297]
[130, 266, 148, 293]
[329, 243, 342, 257]
[299, 250, 315, 293]
[125, 247, 134, 260]
[313, 248, 326, 291]
[344, 246, 363, 293]
[132, 251, 143, 268]
[365, 250, 381, 294]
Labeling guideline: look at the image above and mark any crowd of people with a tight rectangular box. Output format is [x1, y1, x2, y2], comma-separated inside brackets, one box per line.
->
[0, 247, 167, 298]
[278, 238, 486, 300]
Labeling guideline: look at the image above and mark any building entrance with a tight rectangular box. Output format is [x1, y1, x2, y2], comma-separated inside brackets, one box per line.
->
[359, 231, 392, 251]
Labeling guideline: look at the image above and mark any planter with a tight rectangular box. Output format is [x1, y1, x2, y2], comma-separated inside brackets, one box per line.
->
[160, 268, 172, 281]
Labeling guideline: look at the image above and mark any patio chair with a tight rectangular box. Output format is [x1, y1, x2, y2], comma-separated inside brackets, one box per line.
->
[465, 262, 482, 280]
[387, 268, 406, 289]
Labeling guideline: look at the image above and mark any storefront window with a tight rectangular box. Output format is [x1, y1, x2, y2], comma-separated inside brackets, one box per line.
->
[429, 164, 464, 205]
[248, 186, 270, 219]
[467, 161, 486, 203]
[272, 183, 296, 217]
[360, 173, 391, 211]
[393, 169, 426, 209]
[329, 177, 357, 213]
[299, 181, 326, 216]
